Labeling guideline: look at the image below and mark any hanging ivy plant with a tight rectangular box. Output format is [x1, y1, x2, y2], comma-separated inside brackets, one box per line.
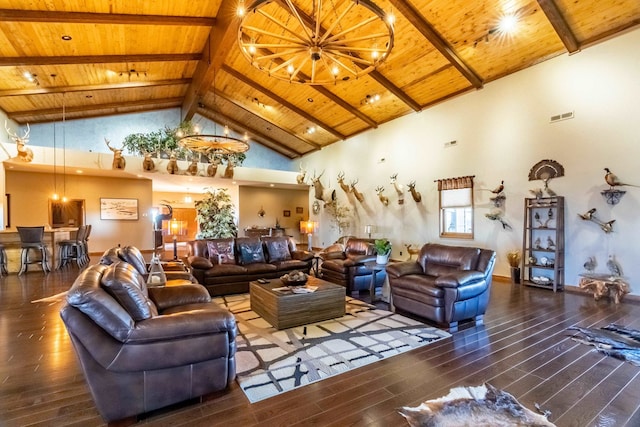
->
[194, 187, 238, 239]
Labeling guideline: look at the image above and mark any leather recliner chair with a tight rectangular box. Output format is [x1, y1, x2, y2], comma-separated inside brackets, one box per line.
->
[320, 237, 384, 293]
[386, 243, 496, 331]
[60, 261, 237, 423]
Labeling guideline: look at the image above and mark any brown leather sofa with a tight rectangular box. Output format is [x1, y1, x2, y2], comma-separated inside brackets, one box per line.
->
[386, 243, 496, 331]
[101, 245, 196, 283]
[186, 235, 314, 296]
[320, 237, 385, 293]
[60, 261, 237, 424]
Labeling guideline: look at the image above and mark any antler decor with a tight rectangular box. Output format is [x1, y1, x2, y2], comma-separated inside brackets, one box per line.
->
[5, 121, 33, 162]
[105, 138, 126, 170]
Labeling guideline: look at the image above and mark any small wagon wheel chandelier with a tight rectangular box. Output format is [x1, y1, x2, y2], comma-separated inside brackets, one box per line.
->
[178, 133, 249, 155]
[237, 0, 395, 85]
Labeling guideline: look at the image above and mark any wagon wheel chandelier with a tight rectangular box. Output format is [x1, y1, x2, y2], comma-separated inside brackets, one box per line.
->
[178, 133, 249, 155]
[237, 0, 395, 85]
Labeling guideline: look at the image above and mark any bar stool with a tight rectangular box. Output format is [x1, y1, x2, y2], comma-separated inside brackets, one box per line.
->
[17, 226, 51, 275]
[0, 243, 8, 276]
[57, 225, 88, 269]
[82, 224, 92, 265]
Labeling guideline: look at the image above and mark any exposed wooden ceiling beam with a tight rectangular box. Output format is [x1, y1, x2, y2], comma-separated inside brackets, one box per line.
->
[0, 9, 216, 25]
[0, 79, 191, 97]
[214, 89, 321, 151]
[198, 105, 302, 159]
[389, 0, 483, 89]
[181, 2, 238, 121]
[222, 65, 346, 141]
[0, 53, 202, 67]
[367, 68, 422, 112]
[537, 0, 580, 53]
[9, 97, 183, 121]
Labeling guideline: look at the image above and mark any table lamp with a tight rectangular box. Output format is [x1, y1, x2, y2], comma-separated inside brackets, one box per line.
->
[163, 219, 187, 260]
[364, 224, 374, 239]
[300, 220, 317, 250]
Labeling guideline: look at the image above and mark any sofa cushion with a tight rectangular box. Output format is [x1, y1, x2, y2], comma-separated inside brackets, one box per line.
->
[207, 239, 236, 264]
[263, 236, 292, 262]
[204, 264, 248, 277]
[236, 237, 266, 265]
[101, 261, 158, 321]
[273, 259, 309, 271]
[244, 263, 278, 274]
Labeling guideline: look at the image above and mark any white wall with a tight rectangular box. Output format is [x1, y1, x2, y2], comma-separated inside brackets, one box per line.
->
[302, 28, 640, 293]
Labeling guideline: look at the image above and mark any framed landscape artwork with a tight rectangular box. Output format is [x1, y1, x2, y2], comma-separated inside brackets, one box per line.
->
[100, 198, 139, 220]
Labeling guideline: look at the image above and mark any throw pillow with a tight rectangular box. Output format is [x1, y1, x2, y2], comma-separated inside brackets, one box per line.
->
[101, 261, 158, 321]
[265, 238, 292, 262]
[237, 238, 266, 265]
[207, 239, 236, 265]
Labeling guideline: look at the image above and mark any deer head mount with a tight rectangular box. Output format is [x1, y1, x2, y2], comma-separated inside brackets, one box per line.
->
[296, 164, 307, 184]
[390, 173, 405, 204]
[375, 186, 389, 206]
[404, 243, 420, 260]
[349, 179, 365, 203]
[223, 157, 235, 179]
[337, 171, 350, 194]
[105, 138, 126, 170]
[5, 121, 33, 162]
[311, 170, 336, 204]
[186, 157, 199, 176]
[206, 154, 221, 177]
[407, 181, 422, 203]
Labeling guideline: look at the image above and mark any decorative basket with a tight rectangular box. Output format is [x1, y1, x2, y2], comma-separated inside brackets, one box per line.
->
[281, 277, 308, 287]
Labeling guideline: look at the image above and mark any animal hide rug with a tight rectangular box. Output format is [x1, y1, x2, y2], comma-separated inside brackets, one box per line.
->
[569, 323, 640, 366]
[398, 383, 555, 427]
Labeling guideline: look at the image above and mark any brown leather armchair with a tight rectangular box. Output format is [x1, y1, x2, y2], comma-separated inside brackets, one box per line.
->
[386, 243, 496, 331]
[101, 245, 196, 283]
[320, 237, 384, 293]
[60, 261, 237, 424]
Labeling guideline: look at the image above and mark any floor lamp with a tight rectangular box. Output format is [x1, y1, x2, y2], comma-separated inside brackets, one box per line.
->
[164, 219, 187, 260]
[300, 220, 317, 250]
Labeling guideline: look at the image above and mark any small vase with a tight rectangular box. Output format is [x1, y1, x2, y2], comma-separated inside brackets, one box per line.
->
[376, 253, 389, 265]
[510, 267, 521, 284]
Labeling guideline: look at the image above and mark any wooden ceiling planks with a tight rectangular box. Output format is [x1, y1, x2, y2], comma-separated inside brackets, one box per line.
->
[555, 0, 640, 43]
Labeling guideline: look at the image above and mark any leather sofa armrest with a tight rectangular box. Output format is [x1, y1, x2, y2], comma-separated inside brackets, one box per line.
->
[148, 285, 211, 311]
[344, 254, 376, 266]
[188, 255, 213, 269]
[435, 270, 485, 288]
[163, 271, 196, 282]
[386, 261, 423, 278]
[319, 251, 346, 261]
[291, 250, 313, 261]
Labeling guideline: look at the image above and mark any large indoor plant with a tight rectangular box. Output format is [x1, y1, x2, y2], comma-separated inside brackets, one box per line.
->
[374, 238, 392, 264]
[194, 188, 238, 239]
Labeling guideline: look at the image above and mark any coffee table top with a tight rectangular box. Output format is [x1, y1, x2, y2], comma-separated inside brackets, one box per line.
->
[252, 276, 343, 295]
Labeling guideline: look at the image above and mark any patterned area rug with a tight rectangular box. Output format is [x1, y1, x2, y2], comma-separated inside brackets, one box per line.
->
[213, 294, 451, 403]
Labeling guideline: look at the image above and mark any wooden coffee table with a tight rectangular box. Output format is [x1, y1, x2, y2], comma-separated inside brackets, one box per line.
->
[250, 276, 346, 329]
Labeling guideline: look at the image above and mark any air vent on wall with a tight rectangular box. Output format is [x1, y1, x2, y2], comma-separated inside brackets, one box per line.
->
[550, 111, 574, 123]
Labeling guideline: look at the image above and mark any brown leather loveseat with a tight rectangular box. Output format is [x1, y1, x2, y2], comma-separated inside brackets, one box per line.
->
[386, 243, 496, 331]
[60, 261, 237, 424]
[320, 238, 385, 293]
[186, 235, 314, 296]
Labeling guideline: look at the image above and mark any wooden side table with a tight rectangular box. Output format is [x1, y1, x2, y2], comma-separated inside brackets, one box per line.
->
[363, 261, 387, 303]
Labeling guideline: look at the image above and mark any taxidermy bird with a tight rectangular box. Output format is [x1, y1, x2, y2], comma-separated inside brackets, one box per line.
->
[485, 212, 512, 230]
[607, 255, 623, 277]
[583, 256, 597, 273]
[530, 188, 543, 199]
[491, 180, 504, 194]
[534, 237, 542, 249]
[546, 236, 556, 249]
[578, 208, 597, 220]
[604, 168, 639, 189]
[601, 219, 616, 233]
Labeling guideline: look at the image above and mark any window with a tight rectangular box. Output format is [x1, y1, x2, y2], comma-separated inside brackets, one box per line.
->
[437, 176, 475, 239]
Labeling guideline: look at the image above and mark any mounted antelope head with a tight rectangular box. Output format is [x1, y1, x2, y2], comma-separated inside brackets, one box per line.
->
[142, 151, 156, 172]
[166, 151, 179, 174]
[223, 156, 235, 179]
[407, 181, 422, 203]
[105, 138, 126, 169]
[337, 171, 350, 194]
[375, 186, 389, 206]
[206, 153, 221, 177]
[405, 244, 420, 260]
[187, 156, 199, 176]
[349, 179, 365, 203]
[296, 164, 307, 184]
[311, 170, 336, 204]
[5, 121, 33, 162]
[390, 173, 404, 204]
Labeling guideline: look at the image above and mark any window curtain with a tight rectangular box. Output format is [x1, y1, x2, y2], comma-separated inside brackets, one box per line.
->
[436, 175, 475, 191]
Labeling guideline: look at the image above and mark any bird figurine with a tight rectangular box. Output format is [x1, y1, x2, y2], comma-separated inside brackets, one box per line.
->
[606, 255, 623, 277]
[546, 236, 556, 250]
[491, 180, 505, 194]
[583, 256, 597, 273]
[604, 168, 639, 189]
[530, 188, 543, 199]
[534, 211, 542, 226]
[485, 212, 512, 230]
[578, 208, 596, 220]
[534, 236, 541, 249]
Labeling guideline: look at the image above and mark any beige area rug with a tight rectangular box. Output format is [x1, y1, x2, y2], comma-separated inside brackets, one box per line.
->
[31, 291, 68, 304]
[213, 294, 452, 403]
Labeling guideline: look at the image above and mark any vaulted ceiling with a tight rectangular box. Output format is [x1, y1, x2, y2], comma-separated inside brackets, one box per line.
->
[0, 1, 638, 159]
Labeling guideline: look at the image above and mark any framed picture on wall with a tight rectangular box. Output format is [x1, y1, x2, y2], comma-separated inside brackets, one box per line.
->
[100, 198, 139, 220]
[296, 207, 303, 214]
[283, 210, 291, 217]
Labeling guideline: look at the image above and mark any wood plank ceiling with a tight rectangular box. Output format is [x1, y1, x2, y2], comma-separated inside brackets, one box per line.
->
[0, 0, 638, 159]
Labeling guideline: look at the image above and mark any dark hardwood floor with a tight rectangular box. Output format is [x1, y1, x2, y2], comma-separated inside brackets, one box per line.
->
[1, 266, 639, 426]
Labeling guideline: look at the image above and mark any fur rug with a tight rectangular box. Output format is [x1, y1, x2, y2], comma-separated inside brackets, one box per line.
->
[398, 383, 555, 427]
[569, 323, 640, 365]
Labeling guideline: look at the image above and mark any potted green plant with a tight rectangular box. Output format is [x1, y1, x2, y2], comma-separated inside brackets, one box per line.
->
[194, 187, 238, 239]
[374, 238, 392, 264]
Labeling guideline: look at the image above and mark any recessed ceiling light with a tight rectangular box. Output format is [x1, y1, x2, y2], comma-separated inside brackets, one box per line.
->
[61, 35, 72, 41]
[269, 183, 275, 187]
[307, 98, 313, 103]
[85, 95, 93, 98]
[76, 170, 83, 174]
